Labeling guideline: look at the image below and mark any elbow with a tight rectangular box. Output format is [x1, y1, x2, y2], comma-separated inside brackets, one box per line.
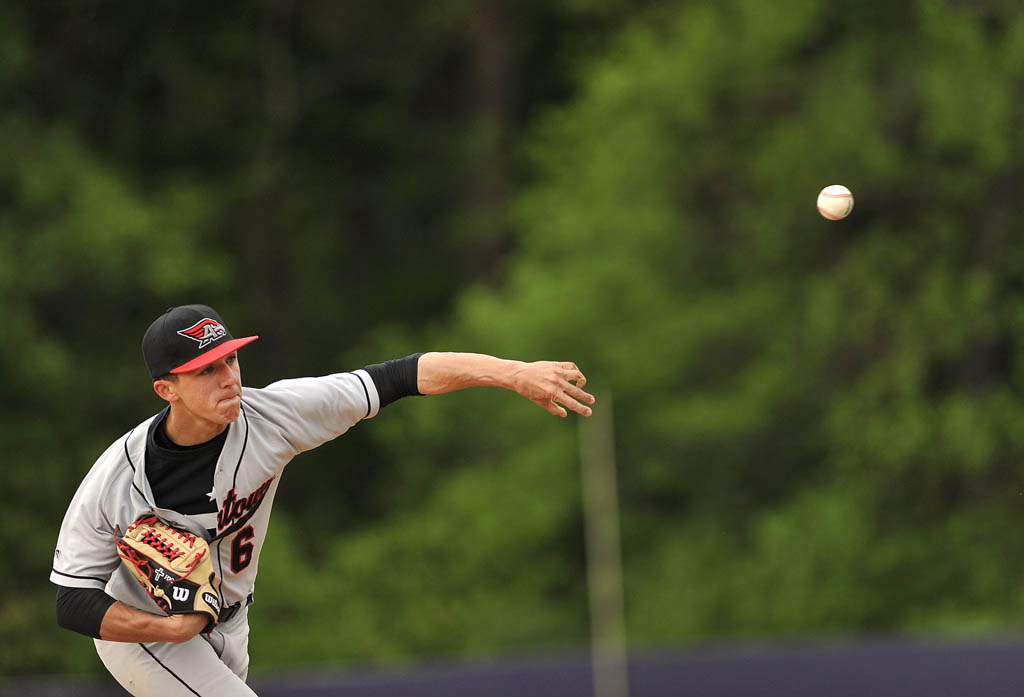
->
[55, 595, 73, 632]
[55, 585, 113, 639]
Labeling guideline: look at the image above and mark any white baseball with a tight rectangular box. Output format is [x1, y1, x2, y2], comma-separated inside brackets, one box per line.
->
[816, 184, 854, 220]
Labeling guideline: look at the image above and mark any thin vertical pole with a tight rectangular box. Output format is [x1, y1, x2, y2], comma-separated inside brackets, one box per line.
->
[579, 389, 629, 697]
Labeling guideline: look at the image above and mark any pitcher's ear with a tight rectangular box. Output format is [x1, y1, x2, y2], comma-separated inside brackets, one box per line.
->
[153, 376, 180, 403]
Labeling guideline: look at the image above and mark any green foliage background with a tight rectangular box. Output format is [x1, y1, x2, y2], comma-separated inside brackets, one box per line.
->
[5, 0, 1024, 677]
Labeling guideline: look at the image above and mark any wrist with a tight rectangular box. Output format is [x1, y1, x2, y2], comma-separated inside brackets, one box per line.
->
[163, 614, 208, 643]
[505, 360, 530, 392]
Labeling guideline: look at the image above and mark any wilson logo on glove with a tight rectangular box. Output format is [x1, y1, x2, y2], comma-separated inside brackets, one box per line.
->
[115, 515, 221, 635]
[202, 592, 221, 612]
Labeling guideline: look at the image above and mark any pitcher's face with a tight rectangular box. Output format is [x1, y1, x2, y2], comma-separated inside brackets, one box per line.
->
[157, 352, 243, 428]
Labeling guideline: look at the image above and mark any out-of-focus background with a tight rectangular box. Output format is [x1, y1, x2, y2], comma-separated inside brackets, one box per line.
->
[5, 0, 1024, 694]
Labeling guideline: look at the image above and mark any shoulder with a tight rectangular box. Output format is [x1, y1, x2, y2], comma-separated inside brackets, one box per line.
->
[90, 423, 143, 476]
[239, 372, 380, 435]
[75, 416, 156, 495]
[243, 372, 376, 409]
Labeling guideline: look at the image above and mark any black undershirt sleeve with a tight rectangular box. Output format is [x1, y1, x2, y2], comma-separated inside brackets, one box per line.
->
[363, 353, 424, 408]
[56, 585, 116, 639]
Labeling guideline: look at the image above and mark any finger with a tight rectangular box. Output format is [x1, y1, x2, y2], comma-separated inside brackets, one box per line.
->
[559, 364, 587, 389]
[550, 389, 593, 417]
[562, 371, 586, 386]
[558, 395, 593, 417]
[561, 382, 595, 405]
[535, 397, 568, 418]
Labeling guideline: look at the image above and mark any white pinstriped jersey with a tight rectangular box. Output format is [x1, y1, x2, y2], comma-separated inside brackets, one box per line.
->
[50, 370, 380, 621]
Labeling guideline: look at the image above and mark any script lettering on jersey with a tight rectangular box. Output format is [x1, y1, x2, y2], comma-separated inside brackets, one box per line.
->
[217, 476, 275, 533]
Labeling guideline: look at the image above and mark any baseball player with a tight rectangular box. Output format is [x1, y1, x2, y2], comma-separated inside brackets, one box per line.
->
[51, 304, 594, 697]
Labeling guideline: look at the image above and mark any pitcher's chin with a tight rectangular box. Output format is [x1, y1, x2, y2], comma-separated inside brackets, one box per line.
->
[217, 399, 242, 423]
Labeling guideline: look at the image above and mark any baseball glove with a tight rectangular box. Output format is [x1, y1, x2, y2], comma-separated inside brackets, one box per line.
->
[115, 515, 221, 634]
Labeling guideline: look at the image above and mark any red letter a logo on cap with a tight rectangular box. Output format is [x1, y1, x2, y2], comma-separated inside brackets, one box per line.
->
[177, 319, 227, 348]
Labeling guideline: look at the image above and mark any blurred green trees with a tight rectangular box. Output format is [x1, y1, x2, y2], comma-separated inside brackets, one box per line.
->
[0, 119, 229, 671]
[6, 0, 1024, 678]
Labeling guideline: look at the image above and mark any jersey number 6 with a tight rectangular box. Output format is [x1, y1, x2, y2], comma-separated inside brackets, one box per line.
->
[230, 526, 255, 574]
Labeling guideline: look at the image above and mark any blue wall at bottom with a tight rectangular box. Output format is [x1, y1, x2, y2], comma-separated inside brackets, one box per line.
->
[7, 637, 1024, 697]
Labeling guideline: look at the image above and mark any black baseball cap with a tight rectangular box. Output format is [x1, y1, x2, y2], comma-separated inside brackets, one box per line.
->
[142, 304, 259, 379]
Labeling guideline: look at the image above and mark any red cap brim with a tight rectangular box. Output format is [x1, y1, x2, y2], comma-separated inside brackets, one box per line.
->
[169, 336, 259, 374]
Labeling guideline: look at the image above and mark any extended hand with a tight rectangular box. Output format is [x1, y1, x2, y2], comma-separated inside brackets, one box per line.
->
[416, 352, 596, 418]
[512, 361, 595, 418]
